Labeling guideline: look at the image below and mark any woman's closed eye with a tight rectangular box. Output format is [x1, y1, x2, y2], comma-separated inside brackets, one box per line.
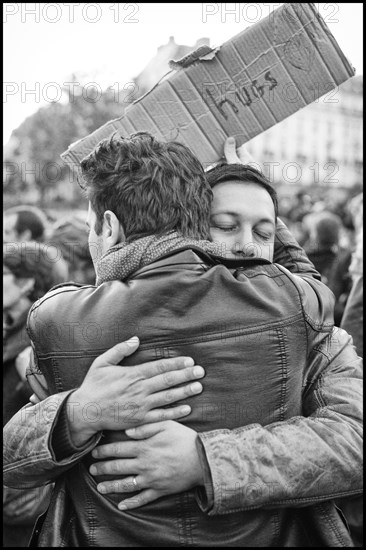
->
[253, 221, 275, 241]
[254, 230, 273, 241]
[210, 223, 238, 233]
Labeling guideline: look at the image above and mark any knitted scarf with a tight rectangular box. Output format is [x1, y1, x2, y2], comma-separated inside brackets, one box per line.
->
[95, 231, 225, 285]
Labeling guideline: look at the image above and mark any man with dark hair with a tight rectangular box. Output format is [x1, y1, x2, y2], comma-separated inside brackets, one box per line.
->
[206, 162, 279, 212]
[3, 243, 68, 310]
[4, 206, 48, 243]
[206, 162, 278, 261]
[80, 131, 212, 243]
[4, 132, 362, 547]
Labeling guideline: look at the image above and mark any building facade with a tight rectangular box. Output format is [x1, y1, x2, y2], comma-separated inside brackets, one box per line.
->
[245, 75, 363, 188]
[135, 37, 362, 189]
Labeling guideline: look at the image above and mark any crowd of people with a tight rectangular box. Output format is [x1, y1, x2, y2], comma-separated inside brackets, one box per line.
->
[3, 135, 363, 547]
[3, 206, 95, 546]
[279, 187, 363, 339]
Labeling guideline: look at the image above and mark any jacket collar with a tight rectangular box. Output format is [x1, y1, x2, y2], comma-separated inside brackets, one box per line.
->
[131, 246, 271, 278]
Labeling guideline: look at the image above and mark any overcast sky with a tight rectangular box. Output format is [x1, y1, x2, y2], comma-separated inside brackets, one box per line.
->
[3, 2, 363, 144]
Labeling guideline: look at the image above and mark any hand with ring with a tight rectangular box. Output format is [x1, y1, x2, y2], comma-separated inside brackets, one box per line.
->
[89, 420, 204, 510]
[132, 476, 139, 491]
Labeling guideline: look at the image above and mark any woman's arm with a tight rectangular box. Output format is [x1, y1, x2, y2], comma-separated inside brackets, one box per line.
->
[195, 327, 362, 514]
[88, 327, 362, 513]
[3, 339, 204, 488]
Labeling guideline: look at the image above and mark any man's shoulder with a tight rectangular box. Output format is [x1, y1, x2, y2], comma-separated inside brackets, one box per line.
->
[27, 281, 99, 331]
[30, 281, 95, 309]
[27, 279, 128, 326]
[50, 281, 87, 291]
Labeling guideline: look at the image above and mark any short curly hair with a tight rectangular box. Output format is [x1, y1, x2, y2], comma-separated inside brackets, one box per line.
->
[79, 132, 213, 241]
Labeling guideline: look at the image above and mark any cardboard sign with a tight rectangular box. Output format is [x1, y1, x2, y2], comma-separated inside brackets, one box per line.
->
[61, 3, 354, 169]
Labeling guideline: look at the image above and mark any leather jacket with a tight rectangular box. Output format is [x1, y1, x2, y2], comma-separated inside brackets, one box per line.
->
[4, 238, 362, 546]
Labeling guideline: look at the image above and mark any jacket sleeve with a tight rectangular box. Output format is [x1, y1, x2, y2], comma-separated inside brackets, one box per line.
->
[274, 217, 321, 280]
[4, 334, 103, 490]
[3, 391, 102, 489]
[195, 327, 363, 514]
[3, 484, 53, 525]
[26, 349, 50, 401]
[341, 274, 363, 358]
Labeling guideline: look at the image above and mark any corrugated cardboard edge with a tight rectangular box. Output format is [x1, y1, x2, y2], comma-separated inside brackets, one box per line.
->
[61, 46, 223, 170]
[61, 2, 355, 169]
[168, 45, 220, 70]
[307, 3, 356, 74]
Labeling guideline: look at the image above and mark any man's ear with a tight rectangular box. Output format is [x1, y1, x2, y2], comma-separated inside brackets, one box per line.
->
[103, 211, 125, 247]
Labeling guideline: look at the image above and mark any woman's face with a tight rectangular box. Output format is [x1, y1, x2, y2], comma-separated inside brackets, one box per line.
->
[209, 180, 276, 261]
